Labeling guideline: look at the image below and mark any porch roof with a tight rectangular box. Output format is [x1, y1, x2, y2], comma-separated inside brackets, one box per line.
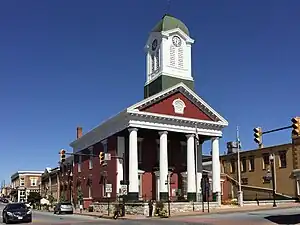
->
[70, 83, 228, 152]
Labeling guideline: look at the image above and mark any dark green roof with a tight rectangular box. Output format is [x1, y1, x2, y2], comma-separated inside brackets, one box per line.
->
[151, 14, 189, 36]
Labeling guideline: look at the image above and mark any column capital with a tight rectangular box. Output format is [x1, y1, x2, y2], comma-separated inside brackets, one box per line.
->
[186, 133, 195, 139]
[211, 137, 220, 141]
[158, 131, 168, 136]
[128, 127, 138, 133]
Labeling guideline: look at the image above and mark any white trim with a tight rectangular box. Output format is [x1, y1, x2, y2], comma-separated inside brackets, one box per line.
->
[138, 170, 145, 174]
[172, 98, 186, 114]
[70, 111, 128, 151]
[127, 82, 228, 126]
[70, 83, 228, 152]
[161, 28, 195, 44]
[129, 120, 223, 137]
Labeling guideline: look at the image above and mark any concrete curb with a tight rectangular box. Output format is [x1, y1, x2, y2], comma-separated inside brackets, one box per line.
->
[73, 204, 300, 220]
[170, 204, 300, 218]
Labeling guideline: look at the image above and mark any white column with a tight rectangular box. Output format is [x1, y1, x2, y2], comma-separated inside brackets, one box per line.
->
[17, 190, 20, 202]
[159, 131, 168, 199]
[117, 136, 125, 196]
[212, 137, 221, 205]
[196, 142, 203, 201]
[186, 134, 196, 201]
[128, 128, 139, 198]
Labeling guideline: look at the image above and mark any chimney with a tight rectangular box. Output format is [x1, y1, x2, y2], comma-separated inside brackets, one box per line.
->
[76, 127, 83, 139]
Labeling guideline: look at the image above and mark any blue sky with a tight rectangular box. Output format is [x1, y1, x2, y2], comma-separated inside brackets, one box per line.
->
[0, 0, 299, 183]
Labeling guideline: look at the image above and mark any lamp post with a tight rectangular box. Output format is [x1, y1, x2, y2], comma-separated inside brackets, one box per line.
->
[269, 153, 277, 207]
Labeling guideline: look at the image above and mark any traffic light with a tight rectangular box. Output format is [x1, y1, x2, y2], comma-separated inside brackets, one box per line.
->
[292, 117, 300, 137]
[253, 127, 263, 147]
[59, 149, 66, 163]
[99, 152, 105, 166]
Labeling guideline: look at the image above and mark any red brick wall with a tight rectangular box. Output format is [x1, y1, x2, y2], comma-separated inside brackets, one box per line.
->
[72, 135, 117, 205]
[140, 92, 213, 121]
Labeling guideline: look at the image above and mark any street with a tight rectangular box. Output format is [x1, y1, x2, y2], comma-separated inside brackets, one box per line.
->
[2, 203, 300, 224]
[169, 206, 300, 224]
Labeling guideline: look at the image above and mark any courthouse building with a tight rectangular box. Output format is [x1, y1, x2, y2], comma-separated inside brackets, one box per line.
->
[70, 15, 229, 207]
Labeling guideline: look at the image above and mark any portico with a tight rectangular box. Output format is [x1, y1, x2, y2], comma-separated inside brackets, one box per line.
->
[125, 126, 223, 203]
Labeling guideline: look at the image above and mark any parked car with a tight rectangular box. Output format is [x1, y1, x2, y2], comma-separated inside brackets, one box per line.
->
[54, 202, 73, 214]
[0, 197, 9, 203]
[2, 203, 32, 224]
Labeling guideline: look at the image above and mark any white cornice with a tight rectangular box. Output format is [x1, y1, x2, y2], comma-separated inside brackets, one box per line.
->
[161, 28, 194, 44]
[128, 120, 222, 137]
[128, 82, 228, 126]
[69, 83, 228, 153]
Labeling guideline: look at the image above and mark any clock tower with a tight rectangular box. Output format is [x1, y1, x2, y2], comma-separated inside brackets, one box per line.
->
[144, 14, 195, 98]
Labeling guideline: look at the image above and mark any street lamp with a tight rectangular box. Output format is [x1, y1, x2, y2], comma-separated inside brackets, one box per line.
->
[269, 153, 277, 207]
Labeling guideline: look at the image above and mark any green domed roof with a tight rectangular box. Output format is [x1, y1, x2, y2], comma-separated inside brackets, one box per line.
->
[151, 14, 189, 36]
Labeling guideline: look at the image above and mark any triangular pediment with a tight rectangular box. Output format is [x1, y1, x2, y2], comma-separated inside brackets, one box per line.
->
[127, 83, 228, 126]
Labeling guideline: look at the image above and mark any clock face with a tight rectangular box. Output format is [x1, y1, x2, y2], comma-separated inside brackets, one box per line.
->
[152, 39, 158, 51]
[172, 36, 182, 47]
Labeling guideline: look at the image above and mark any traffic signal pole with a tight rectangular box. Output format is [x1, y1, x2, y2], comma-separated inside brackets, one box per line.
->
[261, 125, 292, 135]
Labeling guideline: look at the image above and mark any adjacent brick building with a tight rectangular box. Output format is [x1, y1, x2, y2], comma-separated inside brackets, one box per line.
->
[11, 171, 43, 202]
[220, 136, 300, 201]
[41, 167, 60, 202]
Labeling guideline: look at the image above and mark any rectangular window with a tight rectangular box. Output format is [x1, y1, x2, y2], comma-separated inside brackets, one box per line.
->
[156, 140, 160, 163]
[138, 174, 142, 199]
[230, 159, 236, 173]
[262, 153, 269, 170]
[78, 155, 82, 173]
[20, 177, 25, 186]
[88, 186, 92, 198]
[138, 138, 143, 164]
[102, 140, 108, 153]
[221, 160, 226, 173]
[249, 156, 255, 171]
[241, 157, 247, 172]
[30, 178, 37, 186]
[241, 178, 248, 185]
[279, 151, 287, 168]
[89, 148, 93, 170]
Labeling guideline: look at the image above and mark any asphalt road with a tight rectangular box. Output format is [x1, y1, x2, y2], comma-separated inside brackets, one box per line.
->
[1, 202, 300, 224]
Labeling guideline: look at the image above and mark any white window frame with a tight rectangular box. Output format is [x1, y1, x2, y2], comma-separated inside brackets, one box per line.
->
[89, 147, 93, 170]
[297, 179, 300, 196]
[138, 138, 144, 164]
[30, 178, 37, 186]
[138, 171, 145, 199]
[20, 177, 25, 186]
[78, 155, 82, 173]
[249, 156, 255, 171]
[88, 186, 92, 198]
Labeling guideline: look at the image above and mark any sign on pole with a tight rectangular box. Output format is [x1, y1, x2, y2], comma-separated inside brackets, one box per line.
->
[105, 153, 111, 161]
[105, 184, 112, 193]
[120, 184, 128, 195]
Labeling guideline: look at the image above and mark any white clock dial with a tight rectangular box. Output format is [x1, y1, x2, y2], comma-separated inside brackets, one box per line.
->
[172, 36, 182, 47]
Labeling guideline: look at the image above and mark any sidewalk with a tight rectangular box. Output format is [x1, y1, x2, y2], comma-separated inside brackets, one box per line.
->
[73, 202, 300, 220]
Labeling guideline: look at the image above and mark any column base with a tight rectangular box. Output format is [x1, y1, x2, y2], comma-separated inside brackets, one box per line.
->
[127, 192, 139, 202]
[187, 192, 196, 201]
[159, 192, 168, 201]
[212, 192, 221, 206]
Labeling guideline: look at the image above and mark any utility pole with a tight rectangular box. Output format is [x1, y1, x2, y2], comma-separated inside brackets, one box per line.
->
[236, 126, 243, 206]
[194, 125, 199, 202]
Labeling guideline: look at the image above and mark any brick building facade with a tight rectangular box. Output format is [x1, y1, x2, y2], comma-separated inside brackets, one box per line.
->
[11, 171, 43, 202]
